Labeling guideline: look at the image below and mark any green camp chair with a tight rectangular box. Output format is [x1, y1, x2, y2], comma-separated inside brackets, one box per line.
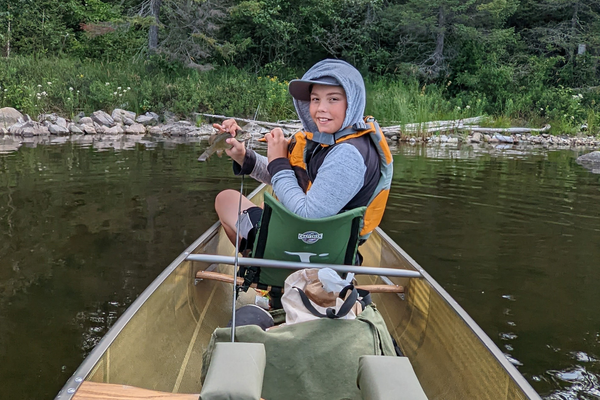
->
[241, 192, 366, 291]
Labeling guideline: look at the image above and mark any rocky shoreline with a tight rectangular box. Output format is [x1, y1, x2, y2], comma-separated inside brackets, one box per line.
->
[1, 106, 600, 151]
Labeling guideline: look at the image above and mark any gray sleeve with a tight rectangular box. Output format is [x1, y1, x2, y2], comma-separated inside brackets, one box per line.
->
[249, 151, 271, 184]
[271, 143, 365, 218]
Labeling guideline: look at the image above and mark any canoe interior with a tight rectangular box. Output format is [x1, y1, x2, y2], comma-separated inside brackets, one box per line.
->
[62, 185, 539, 400]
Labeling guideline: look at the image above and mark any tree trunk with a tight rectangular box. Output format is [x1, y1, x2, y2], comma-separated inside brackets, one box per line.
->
[148, 0, 161, 51]
[433, 6, 445, 66]
[6, 19, 10, 58]
[571, 2, 579, 65]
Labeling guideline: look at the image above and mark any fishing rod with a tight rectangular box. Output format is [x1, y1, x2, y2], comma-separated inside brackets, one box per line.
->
[230, 105, 260, 342]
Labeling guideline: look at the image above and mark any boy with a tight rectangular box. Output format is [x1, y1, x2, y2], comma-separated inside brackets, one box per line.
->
[214, 59, 392, 251]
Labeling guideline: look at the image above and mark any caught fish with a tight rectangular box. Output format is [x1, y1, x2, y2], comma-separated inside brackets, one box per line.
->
[197, 128, 251, 162]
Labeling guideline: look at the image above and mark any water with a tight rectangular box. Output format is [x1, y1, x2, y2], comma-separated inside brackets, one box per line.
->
[0, 139, 599, 399]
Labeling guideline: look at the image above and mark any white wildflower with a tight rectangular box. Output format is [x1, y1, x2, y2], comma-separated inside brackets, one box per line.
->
[571, 116, 575, 120]
[540, 108, 544, 111]
[118, 94, 122, 97]
[466, 105, 470, 109]
[37, 84, 42, 88]
[117, 87, 121, 90]
[69, 87, 74, 91]
[105, 82, 110, 86]
[47, 82, 52, 85]
[127, 87, 131, 90]
[113, 92, 117, 95]
[456, 106, 461, 110]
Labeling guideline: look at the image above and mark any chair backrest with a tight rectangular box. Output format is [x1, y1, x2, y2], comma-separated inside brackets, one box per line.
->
[250, 192, 366, 287]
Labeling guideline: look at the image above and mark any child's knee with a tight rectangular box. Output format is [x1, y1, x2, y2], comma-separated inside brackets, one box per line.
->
[215, 189, 239, 211]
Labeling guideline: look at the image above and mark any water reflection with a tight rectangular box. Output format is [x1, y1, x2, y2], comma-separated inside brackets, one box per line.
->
[1, 140, 599, 399]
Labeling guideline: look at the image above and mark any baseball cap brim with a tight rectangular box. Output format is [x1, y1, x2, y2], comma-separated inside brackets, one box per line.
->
[288, 76, 341, 101]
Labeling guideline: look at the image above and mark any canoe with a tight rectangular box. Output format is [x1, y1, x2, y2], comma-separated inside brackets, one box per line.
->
[56, 183, 541, 400]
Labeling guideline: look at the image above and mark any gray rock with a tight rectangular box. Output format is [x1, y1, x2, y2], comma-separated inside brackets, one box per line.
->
[104, 125, 124, 134]
[0, 107, 24, 127]
[0, 127, 8, 135]
[56, 117, 68, 129]
[470, 132, 482, 143]
[136, 112, 159, 126]
[125, 123, 146, 134]
[74, 112, 86, 123]
[493, 134, 513, 143]
[111, 109, 136, 124]
[69, 123, 83, 134]
[163, 111, 177, 123]
[81, 124, 97, 134]
[123, 117, 136, 126]
[577, 151, 600, 173]
[91, 110, 115, 127]
[79, 117, 94, 125]
[8, 121, 49, 136]
[147, 126, 164, 135]
[39, 113, 58, 123]
[577, 151, 600, 163]
[48, 124, 69, 135]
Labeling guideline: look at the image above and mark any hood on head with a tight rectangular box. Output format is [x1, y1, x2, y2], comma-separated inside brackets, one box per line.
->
[289, 59, 367, 144]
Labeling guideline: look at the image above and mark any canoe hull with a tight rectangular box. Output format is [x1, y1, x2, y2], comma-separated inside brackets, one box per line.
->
[57, 185, 540, 400]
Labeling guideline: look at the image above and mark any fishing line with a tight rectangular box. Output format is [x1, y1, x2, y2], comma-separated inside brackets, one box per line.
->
[230, 107, 257, 342]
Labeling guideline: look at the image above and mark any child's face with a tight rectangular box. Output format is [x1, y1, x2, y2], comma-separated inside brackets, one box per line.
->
[309, 84, 347, 134]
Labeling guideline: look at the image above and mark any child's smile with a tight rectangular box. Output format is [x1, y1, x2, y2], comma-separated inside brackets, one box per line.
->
[309, 84, 348, 134]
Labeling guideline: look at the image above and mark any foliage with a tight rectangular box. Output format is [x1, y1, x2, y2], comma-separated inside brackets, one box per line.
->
[1, 0, 600, 135]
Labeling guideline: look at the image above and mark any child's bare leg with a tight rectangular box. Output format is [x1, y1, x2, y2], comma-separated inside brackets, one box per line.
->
[215, 189, 258, 246]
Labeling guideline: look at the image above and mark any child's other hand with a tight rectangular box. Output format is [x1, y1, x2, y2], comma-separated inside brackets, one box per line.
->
[213, 119, 241, 136]
[225, 137, 246, 165]
[265, 128, 289, 163]
[214, 119, 245, 164]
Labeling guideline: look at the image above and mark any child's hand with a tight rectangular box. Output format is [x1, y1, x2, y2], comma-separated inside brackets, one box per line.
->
[265, 128, 289, 163]
[213, 119, 246, 164]
[212, 119, 241, 136]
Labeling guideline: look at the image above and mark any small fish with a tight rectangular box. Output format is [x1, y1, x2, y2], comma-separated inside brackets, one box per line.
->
[197, 129, 251, 162]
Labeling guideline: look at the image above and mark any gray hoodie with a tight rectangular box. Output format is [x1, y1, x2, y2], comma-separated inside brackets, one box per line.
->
[239, 59, 370, 219]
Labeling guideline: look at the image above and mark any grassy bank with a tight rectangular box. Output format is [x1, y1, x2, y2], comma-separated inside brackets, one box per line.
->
[1, 56, 598, 136]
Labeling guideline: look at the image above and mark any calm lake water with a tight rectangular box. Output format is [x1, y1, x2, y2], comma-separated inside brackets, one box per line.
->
[0, 137, 599, 399]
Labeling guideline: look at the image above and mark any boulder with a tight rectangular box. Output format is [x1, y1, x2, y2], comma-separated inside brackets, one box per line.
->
[123, 117, 136, 126]
[0, 107, 24, 127]
[81, 124, 97, 134]
[111, 109, 136, 124]
[48, 124, 69, 135]
[39, 113, 58, 124]
[577, 151, 600, 174]
[8, 121, 49, 136]
[125, 123, 146, 134]
[470, 132, 482, 143]
[56, 117, 68, 129]
[79, 117, 94, 125]
[136, 112, 159, 126]
[104, 125, 124, 134]
[91, 110, 115, 127]
[69, 123, 83, 134]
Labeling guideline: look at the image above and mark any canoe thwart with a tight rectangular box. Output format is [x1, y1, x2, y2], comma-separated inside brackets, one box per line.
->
[195, 270, 405, 294]
[186, 254, 422, 279]
[357, 356, 429, 400]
